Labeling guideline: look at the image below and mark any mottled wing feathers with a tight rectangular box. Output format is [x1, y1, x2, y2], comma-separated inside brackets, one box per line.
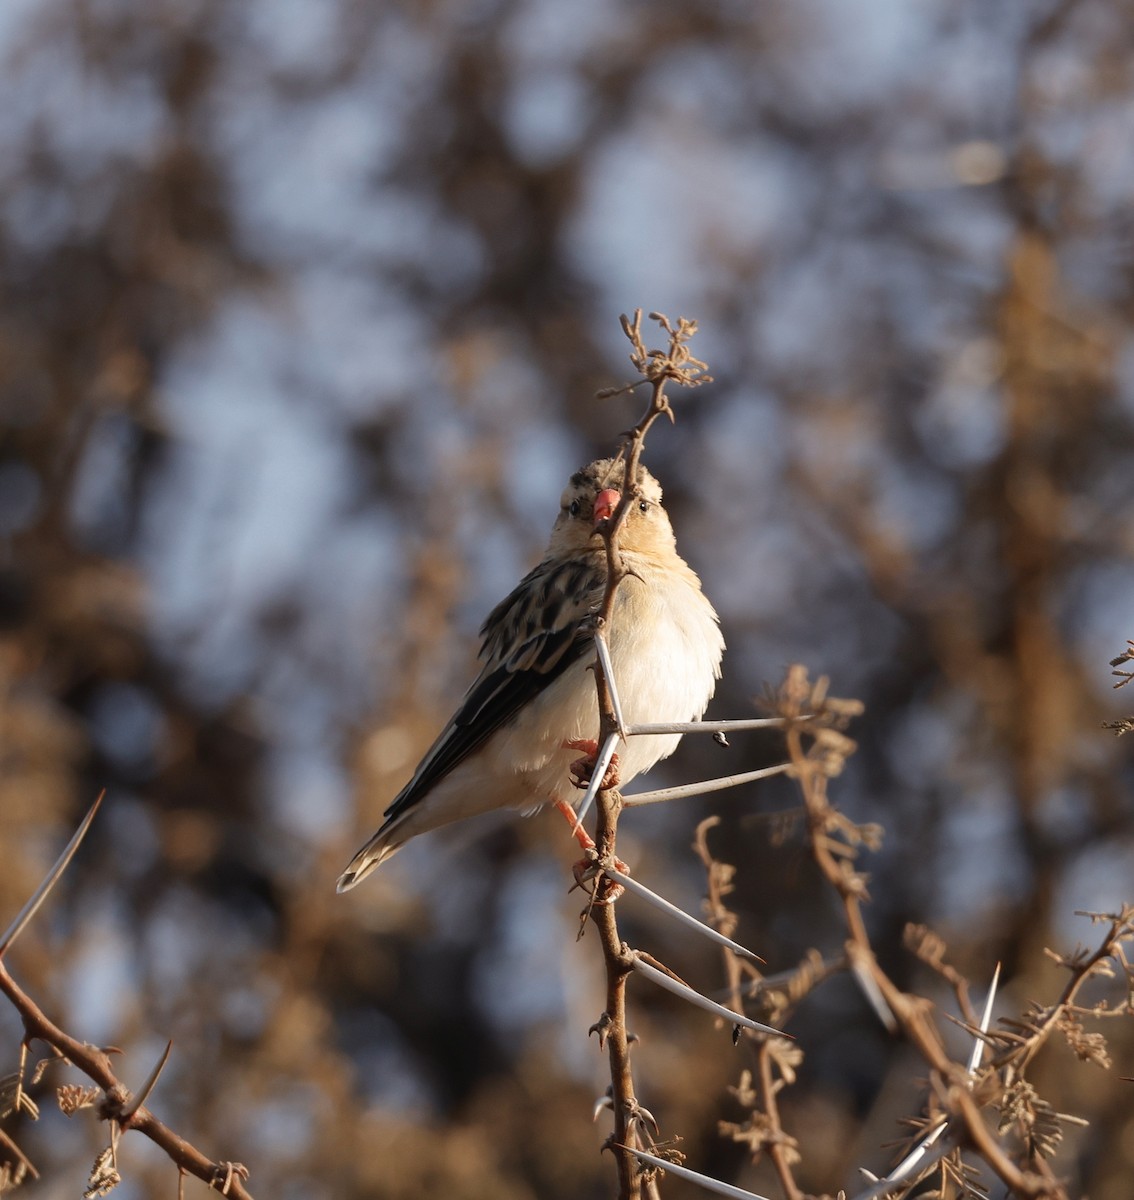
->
[380, 555, 605, 824]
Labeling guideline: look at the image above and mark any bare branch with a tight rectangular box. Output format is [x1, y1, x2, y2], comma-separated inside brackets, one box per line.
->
[0, 800, 256, 1198]
[579, 309, 721, 1199]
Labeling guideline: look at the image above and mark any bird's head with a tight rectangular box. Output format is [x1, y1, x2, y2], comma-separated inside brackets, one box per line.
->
[547, 457, 675, 559]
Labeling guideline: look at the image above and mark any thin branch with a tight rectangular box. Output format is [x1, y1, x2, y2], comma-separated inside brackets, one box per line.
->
[695, 818, 805, 1200]
[1002, 907, 1134, 1076]
[581, 309, 716, 1200]
[0, 798, 255, 1198]
[776, 664, 1085, 1200]
[588, 791, 641, 1200]
[861, 969, 1001, 1200]
[0, 962, 255, 1198]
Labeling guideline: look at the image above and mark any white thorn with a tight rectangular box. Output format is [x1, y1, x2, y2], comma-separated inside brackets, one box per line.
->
[619, 1145, 777, 1200]
[571, 732, 623, 830]
[632, 956, 785, 1038]
[624, 763, 791, 806]
[967, 961, 1001, 1074]
[606, 869, 762, 961]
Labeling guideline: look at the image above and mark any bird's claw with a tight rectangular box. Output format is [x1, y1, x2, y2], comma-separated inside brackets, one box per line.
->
[563, 737, 621, 791]
[572, 852, 629, 902]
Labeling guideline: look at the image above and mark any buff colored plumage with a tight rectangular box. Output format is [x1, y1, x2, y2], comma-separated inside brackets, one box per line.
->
[337, 457, 723, 892]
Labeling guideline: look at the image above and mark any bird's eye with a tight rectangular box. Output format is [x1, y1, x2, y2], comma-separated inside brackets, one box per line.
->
[638, 500, 650, 514]
[569, 499, 581, 517]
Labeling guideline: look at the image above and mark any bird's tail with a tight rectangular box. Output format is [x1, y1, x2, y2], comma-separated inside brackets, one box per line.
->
[336, 829, 403, 892]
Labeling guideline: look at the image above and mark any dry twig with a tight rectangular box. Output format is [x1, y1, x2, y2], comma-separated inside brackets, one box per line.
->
[0, 796, 256, 1199]
[696, 662, 1133, 1200]
[583, 310, 716, 1199]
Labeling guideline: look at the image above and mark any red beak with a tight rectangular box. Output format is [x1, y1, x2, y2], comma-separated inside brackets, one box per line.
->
[592, 488, 621, 526]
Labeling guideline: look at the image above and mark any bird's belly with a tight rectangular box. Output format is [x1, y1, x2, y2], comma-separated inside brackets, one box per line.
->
[496, 585, 717, 809]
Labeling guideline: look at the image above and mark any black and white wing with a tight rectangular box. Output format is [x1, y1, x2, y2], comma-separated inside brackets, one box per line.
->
[379, 555, 604, 825]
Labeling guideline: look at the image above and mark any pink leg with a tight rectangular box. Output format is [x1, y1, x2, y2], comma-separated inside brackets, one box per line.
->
[554, 798, 596, 852]
[552, 799, 628, 900]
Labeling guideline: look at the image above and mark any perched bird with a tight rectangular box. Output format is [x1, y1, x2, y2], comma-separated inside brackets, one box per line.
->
[337, 456, 724, 892]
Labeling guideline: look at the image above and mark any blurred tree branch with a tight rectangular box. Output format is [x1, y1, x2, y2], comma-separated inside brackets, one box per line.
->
[701, 662, 1134, 1200]
[0, 798, 255, 1200]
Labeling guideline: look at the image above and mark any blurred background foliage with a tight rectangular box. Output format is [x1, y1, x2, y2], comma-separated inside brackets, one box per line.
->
[1, 0, 1133, 1197]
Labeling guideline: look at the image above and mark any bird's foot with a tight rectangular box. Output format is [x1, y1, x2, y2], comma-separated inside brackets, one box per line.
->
[574, 854, 628, 903]
[553, 799, 627, 901]
[562, 738, 621, 791]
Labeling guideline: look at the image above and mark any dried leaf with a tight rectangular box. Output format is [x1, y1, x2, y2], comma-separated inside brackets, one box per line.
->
[0, 1075, 37, 1122]
[1060, 1014, 1112, 1070]
[727, 1070, 757, 1108]
[83, 1147, 121, 1198]
[58, 1084, 101, 1117]
[998, 1080, 1064, 1159]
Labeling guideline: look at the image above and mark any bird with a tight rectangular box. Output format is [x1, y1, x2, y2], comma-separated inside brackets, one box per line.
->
[336, 456, 724, 892]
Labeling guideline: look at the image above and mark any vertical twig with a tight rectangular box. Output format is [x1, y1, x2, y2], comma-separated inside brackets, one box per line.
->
[695, 818, 804, 1200]
[592, 788, 640, 1198]
[777, 667, 1070, 1200]
[586, 311, 711, 1198]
